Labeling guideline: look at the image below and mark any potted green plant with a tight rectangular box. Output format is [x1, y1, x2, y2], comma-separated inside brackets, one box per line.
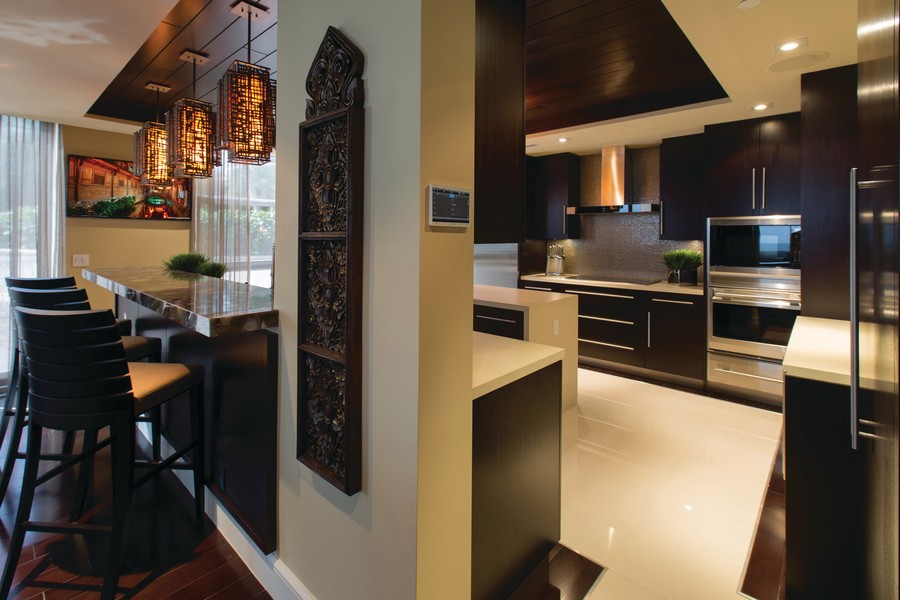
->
[163, 252, 227, 279]
[662, 249, 703, 285]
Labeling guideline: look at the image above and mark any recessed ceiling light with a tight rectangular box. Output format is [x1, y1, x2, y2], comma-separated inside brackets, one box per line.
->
[774, 37, 808, 54]
[558, 137, 569, 143]
[752, 103, 772, 111]
[737, 0, 761, 9]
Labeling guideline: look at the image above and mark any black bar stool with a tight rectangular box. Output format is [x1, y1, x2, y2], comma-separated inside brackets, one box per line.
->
[0, 306, 204, 600]
[0, 287, 164, 502]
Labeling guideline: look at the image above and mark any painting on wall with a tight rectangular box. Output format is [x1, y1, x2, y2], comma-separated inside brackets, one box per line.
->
[66, 155, 192, 220]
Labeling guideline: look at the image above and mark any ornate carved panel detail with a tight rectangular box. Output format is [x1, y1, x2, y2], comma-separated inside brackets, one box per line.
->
[298, 27, 365, 495]
[306, 26, 365, 120]
[302, 240, 347, 353]
[300, 354, 347, 478]
[303, 118, 349, 232]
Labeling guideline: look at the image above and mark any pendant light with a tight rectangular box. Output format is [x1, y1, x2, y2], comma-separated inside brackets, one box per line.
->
[167, 50, 216, 178]
[134, 82, 173, 186]
[218, 0, 276, 165]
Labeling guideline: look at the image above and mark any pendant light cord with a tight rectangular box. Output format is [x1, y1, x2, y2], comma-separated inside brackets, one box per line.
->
[247, 9, 252, 63]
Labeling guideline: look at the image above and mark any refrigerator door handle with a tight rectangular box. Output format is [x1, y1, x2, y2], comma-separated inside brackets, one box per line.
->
[850, 167, 859, 450]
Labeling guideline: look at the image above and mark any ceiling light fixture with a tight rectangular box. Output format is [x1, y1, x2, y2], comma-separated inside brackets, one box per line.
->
[134, 82, 173, 186]
[752, 103, 772, 111]
[558, 137, 569, 143]
[218, 0, 276, 165]
[167, 50, 215, 178]
[774, 37, 808, 54]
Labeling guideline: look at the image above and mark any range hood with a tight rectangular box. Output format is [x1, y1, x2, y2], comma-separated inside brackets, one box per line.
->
[569, 146, 659, 215]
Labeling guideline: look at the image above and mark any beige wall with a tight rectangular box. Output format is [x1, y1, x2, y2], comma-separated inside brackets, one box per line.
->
[62, 125, 190, 310]
[274, 1, 422, 599]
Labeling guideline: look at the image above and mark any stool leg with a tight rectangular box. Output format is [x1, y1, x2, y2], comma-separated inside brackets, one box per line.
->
[150, 407, 162, 462]
[0, 346, 20, 448]
[0, 374, 29, 502]
[189, 384, 205, 520]
[70, 428, 99, 522]
[101, 415, 133, 600]
[0, 421, 43, 599]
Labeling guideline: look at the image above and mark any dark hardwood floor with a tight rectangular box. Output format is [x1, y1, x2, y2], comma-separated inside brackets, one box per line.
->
[0, 428, 271, 599]
[740, 440, 786, 600]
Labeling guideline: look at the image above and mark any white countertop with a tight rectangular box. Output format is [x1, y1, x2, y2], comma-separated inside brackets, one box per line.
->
[473, 284, 575, 309]
[783, 316, 896, 392]
[520, 274, 704, 296]
[472, 332, 564, 399]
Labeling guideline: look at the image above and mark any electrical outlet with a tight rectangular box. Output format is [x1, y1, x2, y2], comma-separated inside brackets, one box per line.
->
[72, 254, 89, 267]
[553, 319, 559, 336]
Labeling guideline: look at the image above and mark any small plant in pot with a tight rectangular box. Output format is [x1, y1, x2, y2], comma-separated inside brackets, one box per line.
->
[662, 249, 703, 285]
[163, 252, 227, 279]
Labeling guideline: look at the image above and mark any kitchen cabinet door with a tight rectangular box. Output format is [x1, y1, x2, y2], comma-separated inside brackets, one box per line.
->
[757, 112, 801, 215]
[473, 304, 525, 340]
[800, 65, 857, 320]
[659, 134, 705, 240]
[474, 0, 525, 243]
[704, 118, 760, 217]
[704, 113, 801, 218]
[527, 153, 581, 240]
[645, 294, 705, 380]
[559, 284, 645, 367]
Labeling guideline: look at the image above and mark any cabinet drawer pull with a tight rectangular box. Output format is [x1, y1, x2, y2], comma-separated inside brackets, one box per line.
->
[475, 314, 518, 325]
[714, 367, 782, 384]
[647, 312, 651, 348]
[578, 338, 634, 351]
[523, 285, 552, 291]
[579, 315, 634, 325]
[651, 298, 694, 305]
[564, 289, 634, 300]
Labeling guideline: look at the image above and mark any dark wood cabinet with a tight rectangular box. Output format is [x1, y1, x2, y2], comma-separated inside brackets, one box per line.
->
[645, 293, 705, 379]
[659, 133, 705, 240]
[784, 376, 864, 600]
[475, 0, 525, 243]
[800, 65, 857, 321]
[560, 283, 645, 368]
[704, 113, 801, 217]
[473, 304, 525, 340]
[526, 153, 581, 240]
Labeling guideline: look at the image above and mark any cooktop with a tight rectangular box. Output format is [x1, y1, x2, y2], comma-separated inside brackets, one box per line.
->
[565, 274, 663, 286]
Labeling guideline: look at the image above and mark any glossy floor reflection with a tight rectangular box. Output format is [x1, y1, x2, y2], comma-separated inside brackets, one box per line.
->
[562, 369, 782, 600]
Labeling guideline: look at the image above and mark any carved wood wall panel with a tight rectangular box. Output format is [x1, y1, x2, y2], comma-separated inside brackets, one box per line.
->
[297, 27, 364, 495]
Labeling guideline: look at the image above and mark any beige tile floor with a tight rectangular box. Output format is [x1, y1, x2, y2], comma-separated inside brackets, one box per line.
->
[562, 369, 783, 600]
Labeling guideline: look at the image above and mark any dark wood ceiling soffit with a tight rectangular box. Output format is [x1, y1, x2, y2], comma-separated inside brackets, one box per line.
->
[524, 0, 726, 135]
[87, 0, 278, 125]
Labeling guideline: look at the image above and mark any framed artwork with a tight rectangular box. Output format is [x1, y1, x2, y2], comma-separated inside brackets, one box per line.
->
[66, 154, 192, 220]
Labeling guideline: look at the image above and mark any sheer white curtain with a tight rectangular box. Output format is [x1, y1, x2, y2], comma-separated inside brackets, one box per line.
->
[0, 115, 66, 387]
[192, 151, 275, 287]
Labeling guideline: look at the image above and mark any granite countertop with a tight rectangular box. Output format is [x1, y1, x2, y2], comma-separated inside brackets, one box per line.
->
[83, 266, 278, 337]
[783, 316, 894, 392]
[519, 273, 704, 296]
[472, 332, 564, 399]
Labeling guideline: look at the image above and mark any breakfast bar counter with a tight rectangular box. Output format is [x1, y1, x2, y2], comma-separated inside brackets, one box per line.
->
[83, 266, 279, 554]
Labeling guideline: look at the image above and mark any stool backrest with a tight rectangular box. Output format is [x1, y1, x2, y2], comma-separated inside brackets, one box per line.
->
[13, 307, 133, 430]
[4, 276, 77, 290]
[7, 287, 91, 312]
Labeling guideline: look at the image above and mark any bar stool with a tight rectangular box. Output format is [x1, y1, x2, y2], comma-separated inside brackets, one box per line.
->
[0, 287, 164, 502]
[0, 306, 204, 600]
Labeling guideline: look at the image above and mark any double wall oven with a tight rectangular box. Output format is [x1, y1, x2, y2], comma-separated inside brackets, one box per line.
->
[707, 215, 801, 405]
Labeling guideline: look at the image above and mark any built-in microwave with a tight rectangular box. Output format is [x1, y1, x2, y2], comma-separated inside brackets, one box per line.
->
[707, 215, 801, 275]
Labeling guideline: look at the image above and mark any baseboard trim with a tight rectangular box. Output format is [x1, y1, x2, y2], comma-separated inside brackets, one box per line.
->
[137, 423, 317, 600]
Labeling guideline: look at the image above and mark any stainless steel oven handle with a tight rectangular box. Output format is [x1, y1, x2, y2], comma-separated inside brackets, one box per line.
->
[850, 167, 859, 450]
[711, 295, 801, 310]
[714, 366, 783, 384]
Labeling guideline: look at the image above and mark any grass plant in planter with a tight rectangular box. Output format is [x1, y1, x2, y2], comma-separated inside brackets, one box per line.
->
[163, 252, 227, 279]
[662, 249, 703, 286]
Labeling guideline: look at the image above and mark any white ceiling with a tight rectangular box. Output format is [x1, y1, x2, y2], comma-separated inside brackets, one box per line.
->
[0, 0, 180, 135]
[0, 0, 858, 148]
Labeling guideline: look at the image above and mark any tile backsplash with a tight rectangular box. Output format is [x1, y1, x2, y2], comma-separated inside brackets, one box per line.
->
[555, 213, 703, 281]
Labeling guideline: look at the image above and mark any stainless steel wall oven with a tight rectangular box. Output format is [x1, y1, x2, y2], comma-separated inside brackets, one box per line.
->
[706, 215, 801, 405]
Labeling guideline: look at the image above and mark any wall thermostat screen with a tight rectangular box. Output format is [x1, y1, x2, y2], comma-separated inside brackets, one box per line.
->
[431, 187, 469, 223]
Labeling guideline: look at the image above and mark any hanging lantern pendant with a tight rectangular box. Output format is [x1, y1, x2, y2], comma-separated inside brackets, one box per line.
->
[134, 82, 173, 186]
[167, 50, 216, 178]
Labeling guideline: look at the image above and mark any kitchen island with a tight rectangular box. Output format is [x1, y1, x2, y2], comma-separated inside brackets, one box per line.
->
[83, 266, 279, 554]
[472, 332, 563, 600]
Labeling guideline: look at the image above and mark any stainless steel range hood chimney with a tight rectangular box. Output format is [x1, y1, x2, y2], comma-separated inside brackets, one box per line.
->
[568, 146, 659, 215]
